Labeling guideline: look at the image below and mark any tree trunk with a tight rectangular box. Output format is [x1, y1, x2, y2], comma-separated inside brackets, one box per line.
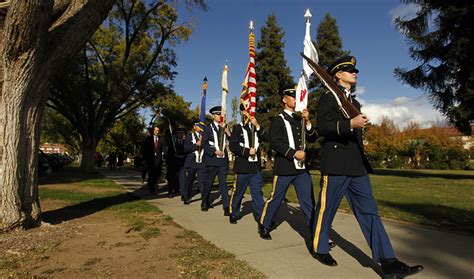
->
[0, 68, 49, 231]
[80, 137, 97, 173]
[0, 0, 115, 231]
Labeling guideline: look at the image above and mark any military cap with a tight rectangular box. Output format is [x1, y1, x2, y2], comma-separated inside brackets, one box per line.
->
[327, 55, 359, 76]
[192, 118, 201, 125]
[176, 127, 186, 133]
[209, 106, 222, 115]
[279, 87, 296, 98]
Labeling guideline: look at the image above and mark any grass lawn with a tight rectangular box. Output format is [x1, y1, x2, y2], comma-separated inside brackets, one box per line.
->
[251, 168, 474, 235]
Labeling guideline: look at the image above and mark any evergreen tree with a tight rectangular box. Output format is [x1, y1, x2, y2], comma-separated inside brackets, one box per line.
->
[255, 13, 294, 129]
[308, 13, 349, 107]
[394, 0, 474, 135]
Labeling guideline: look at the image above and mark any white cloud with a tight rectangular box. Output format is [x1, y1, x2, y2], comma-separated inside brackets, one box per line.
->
[354, 86, 365, 95]
[389, 3, 420, 23]
[361, 96, 446, 129]
[393, 96, 410, 106]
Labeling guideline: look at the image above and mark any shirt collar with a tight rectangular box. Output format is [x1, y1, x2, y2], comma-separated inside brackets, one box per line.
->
[284, 109, 294, 117]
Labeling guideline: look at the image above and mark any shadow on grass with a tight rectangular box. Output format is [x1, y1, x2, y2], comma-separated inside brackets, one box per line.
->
[377, 200, 474, 235]
[42, 192, 139, 224]
[373, 169, 474, 180]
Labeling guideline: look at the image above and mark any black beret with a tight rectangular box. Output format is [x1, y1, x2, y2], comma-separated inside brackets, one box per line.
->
[327, 55, 359, 76]
[209, 106, 222, 115]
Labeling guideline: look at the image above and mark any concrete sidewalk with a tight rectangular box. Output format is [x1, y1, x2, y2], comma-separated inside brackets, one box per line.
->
[101, 169, 473, 279]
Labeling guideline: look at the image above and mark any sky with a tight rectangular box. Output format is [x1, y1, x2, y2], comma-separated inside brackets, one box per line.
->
[170, 0, 445, 129]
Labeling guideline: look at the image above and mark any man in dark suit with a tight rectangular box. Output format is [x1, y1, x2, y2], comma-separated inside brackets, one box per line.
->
[258, 87, 318, 240]
[183, 121, 206, 204]
[202, 106, 231, 214]
[312, 55, 423, 278]
[142, 125, 165, 194]
[228, 104, 268, 224]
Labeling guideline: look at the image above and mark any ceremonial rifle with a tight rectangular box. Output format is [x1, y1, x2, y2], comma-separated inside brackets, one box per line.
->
[300, 53, 360, 119]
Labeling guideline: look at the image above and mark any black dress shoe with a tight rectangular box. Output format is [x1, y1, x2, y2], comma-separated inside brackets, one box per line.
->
[181, 196, 185, 201]
[184, 199, 190, 205]
[258, 224, 272, 240]
[224, 208, 230, 216]
[201, 203, 208, 211]
[207, 203, 214, 209]
[311, 252, 338, 266]
[229, 215, 237, 224]
[329, 241, 336, 249]
[168, 193, 173, 199]
[381, 259, 424, 279]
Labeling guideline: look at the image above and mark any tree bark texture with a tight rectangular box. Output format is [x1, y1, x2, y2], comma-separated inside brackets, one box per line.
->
[0, 0, 114, 231]
[79, 135, 97, 172]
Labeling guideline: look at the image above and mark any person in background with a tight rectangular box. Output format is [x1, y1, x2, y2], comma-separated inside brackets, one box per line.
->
[142, 126, 165, 195]
[165, 127, 186, 198]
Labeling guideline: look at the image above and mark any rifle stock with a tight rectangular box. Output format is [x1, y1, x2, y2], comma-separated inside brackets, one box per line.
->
[301, 53, 360, 119]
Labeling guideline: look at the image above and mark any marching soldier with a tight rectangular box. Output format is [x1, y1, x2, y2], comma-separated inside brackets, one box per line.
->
[202, 106, 232, 213]
[228, 104, 268, 224]
[183, 121, 206, 205]
[258, 87, 318, 240]
[312, 55, 423, 278]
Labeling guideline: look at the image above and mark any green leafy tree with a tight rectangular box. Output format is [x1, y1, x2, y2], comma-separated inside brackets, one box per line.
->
[394, 1, 474, 135]
[151, 91, 199, 132]
[97, 111, 146, 158]
[41, 107, 81, 159]
[255, 13, 294, 129]
[48, 1, 204, 172]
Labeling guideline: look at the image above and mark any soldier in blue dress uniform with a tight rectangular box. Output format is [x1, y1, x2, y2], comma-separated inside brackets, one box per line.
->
[228, 104, 268, 224]
[183, 120, 206, 205]
[311, 55, 423, 278]
[258, 87, 318, 240]
[202, 106, 232, 214]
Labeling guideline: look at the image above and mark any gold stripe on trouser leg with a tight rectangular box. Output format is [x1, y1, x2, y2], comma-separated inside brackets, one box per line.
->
[259, 175, 278, 225]
[313, 175, 328, 252]
[229, 174, 237, 214]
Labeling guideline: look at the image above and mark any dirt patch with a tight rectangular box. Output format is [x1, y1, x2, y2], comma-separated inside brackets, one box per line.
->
[1, 170, 265, 278]
[0, 199, 188, 278]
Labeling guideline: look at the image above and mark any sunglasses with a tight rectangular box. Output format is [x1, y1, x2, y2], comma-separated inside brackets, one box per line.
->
[342, 68, 359, 74]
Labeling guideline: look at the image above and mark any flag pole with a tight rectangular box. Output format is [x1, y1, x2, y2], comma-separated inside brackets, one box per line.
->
[297, 9, 314, 167]
[198, 76, 208, 161]
[219, 64, 228, 151]
[249, 20, 256, 158]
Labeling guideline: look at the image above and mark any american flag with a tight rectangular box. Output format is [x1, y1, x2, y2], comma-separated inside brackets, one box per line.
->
[240, 23, 256, 123]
